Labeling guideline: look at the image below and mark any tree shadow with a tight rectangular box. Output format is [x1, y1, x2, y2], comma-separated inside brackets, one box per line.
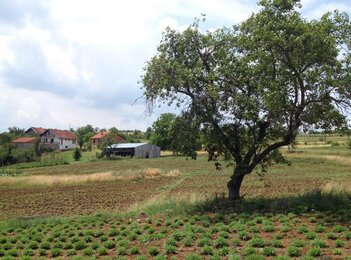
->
[191, 189, 351, 217]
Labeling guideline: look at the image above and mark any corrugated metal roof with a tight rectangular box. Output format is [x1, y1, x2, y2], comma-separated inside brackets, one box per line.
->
[109, 143, 147, 148]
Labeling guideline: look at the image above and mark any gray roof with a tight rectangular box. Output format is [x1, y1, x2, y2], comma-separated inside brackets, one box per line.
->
[109, 143, 147, 149]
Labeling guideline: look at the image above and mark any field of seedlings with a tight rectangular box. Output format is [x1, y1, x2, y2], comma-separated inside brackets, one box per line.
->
[0, 136, 351, 259]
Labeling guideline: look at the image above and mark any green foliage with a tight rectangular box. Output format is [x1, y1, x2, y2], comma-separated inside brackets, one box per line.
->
[73, 148, 82, 161]
[149, 113, 176, 150]
[142, 0, 351, 198]
[286, 246, 301, 257]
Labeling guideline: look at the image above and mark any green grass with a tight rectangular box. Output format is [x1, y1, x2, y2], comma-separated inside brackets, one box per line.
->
[0, 140, 351, 258]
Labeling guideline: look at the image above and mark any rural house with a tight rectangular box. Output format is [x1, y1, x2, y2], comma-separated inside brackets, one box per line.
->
[91, 131, 124, 149]
[11, 137, 37, 149]
[105, 143, 160, 158]
[25, 127, 47, 136]
[40, 129, 77, 150]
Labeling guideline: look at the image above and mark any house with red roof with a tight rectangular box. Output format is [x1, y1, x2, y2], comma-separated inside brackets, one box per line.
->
[25, 127, 47, 136]
[40, 129, 77, 150]
[12, 137, 37, 149]
[91, 131, 124, 149]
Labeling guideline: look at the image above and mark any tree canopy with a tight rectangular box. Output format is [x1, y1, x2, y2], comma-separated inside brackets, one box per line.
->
[142, 0, 351, 199]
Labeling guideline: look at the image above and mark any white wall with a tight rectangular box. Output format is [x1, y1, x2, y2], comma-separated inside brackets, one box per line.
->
[41, 131, 77, 150]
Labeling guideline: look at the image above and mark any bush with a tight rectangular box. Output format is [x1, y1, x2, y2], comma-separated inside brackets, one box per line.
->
[73, 148, 82, 161]
[98, 247, 108, 256]
[307, 247, 321, 257]
[148, 246, 159, 256]
[51, 248, 62, 257]
[286, 246, 301, 257]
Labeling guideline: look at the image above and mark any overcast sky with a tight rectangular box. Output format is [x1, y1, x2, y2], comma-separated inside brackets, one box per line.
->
[0, 0, 350, 132]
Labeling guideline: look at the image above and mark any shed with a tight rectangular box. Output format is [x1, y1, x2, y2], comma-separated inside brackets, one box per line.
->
[106, 143, 160, 158]
[12, 137, 37, 149]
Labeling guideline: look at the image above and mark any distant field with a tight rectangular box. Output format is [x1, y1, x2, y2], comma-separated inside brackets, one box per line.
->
[0, 141, 350, 258]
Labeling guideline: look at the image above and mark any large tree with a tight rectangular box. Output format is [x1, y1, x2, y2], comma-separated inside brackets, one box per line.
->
[142, 0, 351, 199]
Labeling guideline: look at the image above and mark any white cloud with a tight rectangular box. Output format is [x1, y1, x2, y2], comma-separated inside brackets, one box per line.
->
[0, 0, 349, 132]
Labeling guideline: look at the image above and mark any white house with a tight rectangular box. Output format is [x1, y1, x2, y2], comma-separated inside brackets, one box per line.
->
[40, 129, 77, 150]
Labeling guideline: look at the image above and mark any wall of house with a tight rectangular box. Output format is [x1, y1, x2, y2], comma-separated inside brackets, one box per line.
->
[59, 139, 77, 150]
[41, 131, 76, 150]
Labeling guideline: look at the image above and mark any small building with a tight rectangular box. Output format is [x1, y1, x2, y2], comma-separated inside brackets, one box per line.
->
[91, 131, 124, 149]
[106, 143, 160, 158]
[25, 127, 47, 136]
[12, 137, 37, 149]
[40, 129, 77, 150]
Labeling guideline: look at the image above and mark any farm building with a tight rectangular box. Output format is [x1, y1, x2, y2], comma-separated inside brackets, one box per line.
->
[91, 131, 124, 149]
[12, 137, 37, 148]
[106, 143, 160, 158]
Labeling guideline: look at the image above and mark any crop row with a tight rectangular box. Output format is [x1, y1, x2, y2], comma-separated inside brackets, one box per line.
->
[0, 211, 350, 259]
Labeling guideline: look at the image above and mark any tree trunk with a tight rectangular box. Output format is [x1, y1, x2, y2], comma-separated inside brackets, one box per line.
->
[227, 171, 245, 200]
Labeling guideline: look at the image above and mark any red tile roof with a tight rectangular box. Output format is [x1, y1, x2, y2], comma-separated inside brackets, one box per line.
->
[91, 131, 109, 139]
[42, 129, 77, 140]
[12, 137, 37, 143]
[91, 131, 124, 142]
[32, 127, 47, 135]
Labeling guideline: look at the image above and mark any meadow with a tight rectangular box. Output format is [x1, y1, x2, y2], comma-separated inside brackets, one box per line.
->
[0, 134, 350, 259]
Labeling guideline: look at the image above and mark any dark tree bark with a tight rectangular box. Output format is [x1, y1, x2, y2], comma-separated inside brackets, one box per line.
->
[227, 169, 246, 200]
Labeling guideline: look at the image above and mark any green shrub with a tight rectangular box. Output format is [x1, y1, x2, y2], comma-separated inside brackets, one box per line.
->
[307, 247, 321, 257]
[214, 237, 228, 248]
[270, 239, 284, 248]
[148, 246, 159, 256]
[314, 225, 326, 233]
[263, 246, 276, 256]
[183, 237, 193, 247]
[280, 225, 291, 232]
[103, 240, 115, 249]
[23, 249, 34, 256]
[197, 237, 210, 247]
[305, 232, 317, 240]
[6, 249, 18, 257]
[250, 237, 265, 247]
[164, 244, 177, 255]
[286, 246, 301, 257]
[332, 248, 343, 255]
[311, 238, 328, 248]
[82, 247, 94, 256]
[216, 247, 229, 256]
[185, 253, 202, 260]
[335, 239, 345, 247]
[292, 239, 306, 247]
[326, 232, 338, 240]
[117, 246, 127, 255]
[51, 248, 62, 257]
[90, 241, 99, 250]
[74, 241, 87, 250]
[66, 248, 77, 256]
[333, 225, 347, 233]
[129, 246, 140, 255]
[73, 148, 82, 161]
[98, 247, 108, 256]
[202, 246, 213, 255]
[238, 231, 251, 241]
[244, 247, 256, 256]
[263, 225, 275, 232]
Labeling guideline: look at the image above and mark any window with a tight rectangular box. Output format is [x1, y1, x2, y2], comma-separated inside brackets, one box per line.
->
[51, 138, 54, 144]
[61, 139, 63, 145]
[72, 140, 76, 144]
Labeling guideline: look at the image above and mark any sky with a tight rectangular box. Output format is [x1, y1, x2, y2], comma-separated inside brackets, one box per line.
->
[0, 0, 350, 132]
